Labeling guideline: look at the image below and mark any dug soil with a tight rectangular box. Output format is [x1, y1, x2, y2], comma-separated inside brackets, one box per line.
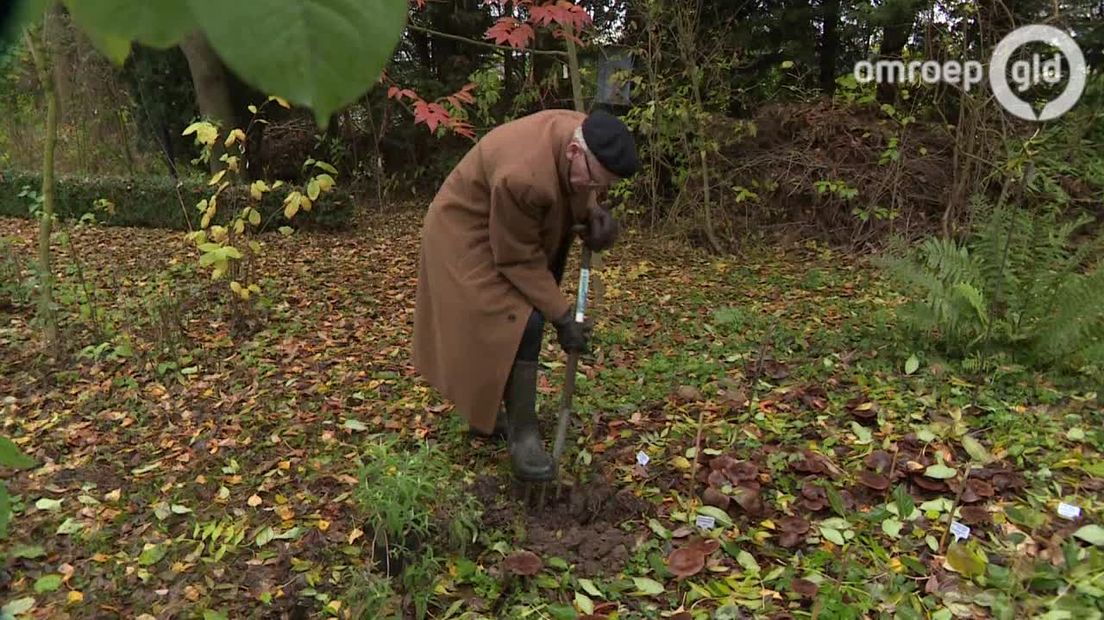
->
[471, 475, 653, 576]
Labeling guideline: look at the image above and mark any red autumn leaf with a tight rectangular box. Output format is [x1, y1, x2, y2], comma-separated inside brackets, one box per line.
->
[449, 120, 476, 139]
[530, 2, 591, 30]
[413, 100, 452, 133]
[485, 17, 535, 49]
[387, 86, 417, 101]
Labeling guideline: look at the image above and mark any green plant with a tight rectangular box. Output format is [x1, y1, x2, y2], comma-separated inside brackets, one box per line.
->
[0, 236, 31, 307]
[815, 179, 859, 201]
[353, 438, 479, 619]
[0, 437, 36, 542]
[182, 100, 339, 325]
[880, 198, 1104, 369]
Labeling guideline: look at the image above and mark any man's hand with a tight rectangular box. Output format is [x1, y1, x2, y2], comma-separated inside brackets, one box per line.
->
[582, 205, 619, 252]
[552, 310, 590, 354]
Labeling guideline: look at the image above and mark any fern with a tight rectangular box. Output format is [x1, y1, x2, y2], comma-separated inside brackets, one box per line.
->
[880, 197, 1104, 371]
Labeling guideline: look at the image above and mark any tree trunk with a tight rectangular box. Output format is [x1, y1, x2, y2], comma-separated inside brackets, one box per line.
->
[24, 25, 60, 355]
[876, 2, 919, 104]
[819, 0, 841, 94]
[179, 31, 235, 172]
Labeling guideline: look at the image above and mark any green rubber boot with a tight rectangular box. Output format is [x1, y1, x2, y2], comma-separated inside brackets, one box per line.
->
[504, 360, 554, 482]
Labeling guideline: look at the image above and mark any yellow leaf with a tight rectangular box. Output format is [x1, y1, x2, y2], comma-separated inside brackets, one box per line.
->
[248, 104, 258, 114]
[248, 208, 261, 226]
[200, 211, 212, 229]
[248, 494, 262, 507]
[183, 121, 218, 146]
[671, 456, 691, 470]
[230, 281, 243, 295]
[307, 179, 320, 201]
[278, 460, 291, 470]
[234, 219, 245, 235]
[250, 182, 264, 201]
[283, 192, 300, 219]
[273, 180, 285, 189]
[276, 505, 294, 520]
[67, 590, 84, 605]
[248, 284, 261, 294]
[301, 196, 312, 212]
[348, 528, 364, 544]
[270, 95, 291, 109]
[224, 128, 246, 148]
[195, 198, 208, 212]
[240, 288, 251, 300]
[316, 173, 336, 192]
[103, 489, 121, 503]
[317, 519, 330, 532]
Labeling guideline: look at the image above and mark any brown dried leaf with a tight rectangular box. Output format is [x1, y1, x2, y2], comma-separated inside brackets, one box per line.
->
[863, 450, 893, 474]
[666, 547, 706, 578]
[857, 470, 890, 491]
[791, 578, 818, 598]
[703, 487, 731, 509]
[503, 550, 543, 576]
[675, 385, 703, 402]
[959, 505, 991, 525]
[778, 516, 810, 534]
[725, 461, 759, 484]
[707, 470, 729, 488]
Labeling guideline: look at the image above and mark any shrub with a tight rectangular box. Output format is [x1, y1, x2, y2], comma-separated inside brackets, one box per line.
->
[0, 169, 355, 231]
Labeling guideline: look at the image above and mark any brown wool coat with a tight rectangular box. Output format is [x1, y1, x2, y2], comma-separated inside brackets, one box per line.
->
[412, 109, 598, 433]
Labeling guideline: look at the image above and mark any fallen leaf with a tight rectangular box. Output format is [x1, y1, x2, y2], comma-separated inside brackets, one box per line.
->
[666, 547, 705, 578]
[945, 541, 987, 577]
[1073, 525, 1104, 546]
[503, 550, 543, 576]
[791, 578, 818, 598]
[631, 576, 666, 595]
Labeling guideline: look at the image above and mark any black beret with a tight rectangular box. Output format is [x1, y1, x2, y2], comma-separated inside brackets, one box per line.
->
[581, 110, 640, 178]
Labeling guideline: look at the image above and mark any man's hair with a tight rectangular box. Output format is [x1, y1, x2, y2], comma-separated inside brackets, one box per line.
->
[573, 126, 591, 153]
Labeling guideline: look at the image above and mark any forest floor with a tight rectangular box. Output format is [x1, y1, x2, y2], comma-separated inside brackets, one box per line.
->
[0, 212, 1102, 620]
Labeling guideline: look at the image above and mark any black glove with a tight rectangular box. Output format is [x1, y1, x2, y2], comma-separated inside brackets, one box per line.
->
[552, 309, 589, 354]
[583, 206, 619, 252]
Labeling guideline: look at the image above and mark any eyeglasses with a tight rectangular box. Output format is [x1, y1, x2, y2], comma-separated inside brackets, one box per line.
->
[580, 152, 607, 190]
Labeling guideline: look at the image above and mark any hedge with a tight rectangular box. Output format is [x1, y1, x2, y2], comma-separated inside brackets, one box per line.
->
[0, 170, 355, 231]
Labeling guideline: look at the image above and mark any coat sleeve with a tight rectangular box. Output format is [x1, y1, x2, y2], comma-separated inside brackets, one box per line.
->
[488, 175, 572, 321]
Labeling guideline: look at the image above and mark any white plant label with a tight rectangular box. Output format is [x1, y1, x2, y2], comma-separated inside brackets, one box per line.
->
[950, 521, 971, 541]
[1058, 502, 1082, 520]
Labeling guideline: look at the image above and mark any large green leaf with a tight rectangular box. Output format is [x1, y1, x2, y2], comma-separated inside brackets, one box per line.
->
[186, 0, 407, 126]
[0, 436, 35, 469]
[0, 484, 10, 539]
[64, 0, 196, 49]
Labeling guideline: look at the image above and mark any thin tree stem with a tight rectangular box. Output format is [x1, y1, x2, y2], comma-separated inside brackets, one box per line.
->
[406, 24, 568, 57]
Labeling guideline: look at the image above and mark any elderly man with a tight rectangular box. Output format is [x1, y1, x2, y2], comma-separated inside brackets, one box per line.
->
[413, 109, 639, 482]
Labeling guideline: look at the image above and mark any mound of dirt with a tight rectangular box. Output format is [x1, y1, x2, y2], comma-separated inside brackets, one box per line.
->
[680, 98, 956, 247]
[471, 475, 653, 576]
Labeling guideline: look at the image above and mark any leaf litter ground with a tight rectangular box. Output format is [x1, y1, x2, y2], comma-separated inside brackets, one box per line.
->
[1, 212, 1102, 619]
